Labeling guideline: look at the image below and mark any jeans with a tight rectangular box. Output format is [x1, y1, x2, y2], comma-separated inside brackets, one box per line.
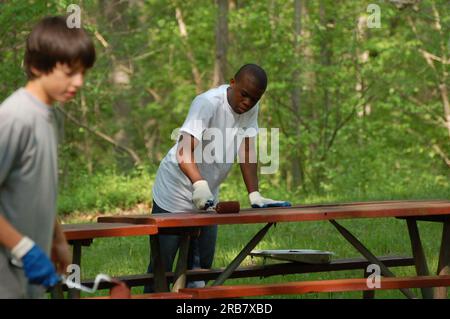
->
[144, 200, 217, 293]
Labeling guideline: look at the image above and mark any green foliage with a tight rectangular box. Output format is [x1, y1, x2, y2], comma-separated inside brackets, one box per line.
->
[58, 168, 155, 214]
[1, 0, 448, 215]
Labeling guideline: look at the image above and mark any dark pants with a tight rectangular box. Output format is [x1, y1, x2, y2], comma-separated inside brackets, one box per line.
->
[144, 200, 217, 292]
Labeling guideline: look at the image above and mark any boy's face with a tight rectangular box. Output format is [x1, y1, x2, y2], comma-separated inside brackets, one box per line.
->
[32, 62, 85, 104]
[228, 75, 265, 114]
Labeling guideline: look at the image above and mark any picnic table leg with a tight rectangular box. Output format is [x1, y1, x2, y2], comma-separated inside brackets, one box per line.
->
[150, 234, 169, 292]
[49, 284, 64, 299]
[405, 219, 434, 299]
[435, 220, 450, 299]
[212, 223, 274, 286]
[172, 234, 190, 292]
[329, 220, 417, 299]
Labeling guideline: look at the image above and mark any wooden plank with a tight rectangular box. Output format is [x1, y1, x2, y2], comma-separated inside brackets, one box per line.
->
[63, 223, 157, 240]
[68, 256, 415, 291]
[180, 275, 450, 299]
[97, 201, 450, 228]
[87, 292, 193, 299]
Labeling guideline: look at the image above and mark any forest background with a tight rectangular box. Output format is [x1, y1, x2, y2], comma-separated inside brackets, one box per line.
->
[1, 1, 448, 214]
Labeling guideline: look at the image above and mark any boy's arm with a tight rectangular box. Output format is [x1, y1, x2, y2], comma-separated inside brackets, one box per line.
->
[176, 132, 203, 183]
[239, 137, 259, 194]
[0, 214, 61, 287]
[0, 214, 23, 250]
[51, 219, 71, 274]
[176, 132, 214, 209]
[239, 137, 292, 208]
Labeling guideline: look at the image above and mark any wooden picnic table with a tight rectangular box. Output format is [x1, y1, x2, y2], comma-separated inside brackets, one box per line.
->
[97, 200, 450, 299]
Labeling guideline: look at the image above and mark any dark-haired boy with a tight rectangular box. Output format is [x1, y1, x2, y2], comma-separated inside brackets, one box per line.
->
[0, 16, 96, 298]
[146, 64, 291, 292]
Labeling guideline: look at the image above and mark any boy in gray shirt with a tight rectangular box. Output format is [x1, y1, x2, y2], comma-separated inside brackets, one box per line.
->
[0, 16, 96, 298]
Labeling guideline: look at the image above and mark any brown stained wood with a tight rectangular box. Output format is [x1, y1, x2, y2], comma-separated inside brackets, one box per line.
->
[180, 275, 450, 299]
[63, 223, 157, 240]
[97, 201, 450, 228]
[64, 255, 415, 291]
[86, 292, 193, 299]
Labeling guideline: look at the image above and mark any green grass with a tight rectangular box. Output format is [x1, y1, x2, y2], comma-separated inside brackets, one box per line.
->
[60, 206, 447, 299]
[55, 165, 449, 299]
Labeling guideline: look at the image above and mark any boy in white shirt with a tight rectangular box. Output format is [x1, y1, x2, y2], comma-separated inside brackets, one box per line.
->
[146, 64, 290, 291]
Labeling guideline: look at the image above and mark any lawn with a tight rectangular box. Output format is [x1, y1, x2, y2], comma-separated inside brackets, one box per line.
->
[59, 184, 448, 299]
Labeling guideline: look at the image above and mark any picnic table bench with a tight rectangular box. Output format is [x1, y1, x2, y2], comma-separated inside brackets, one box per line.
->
[76, 255, 414, 295]
[180, 275, 450, 299]
[58, 222, 157, 298]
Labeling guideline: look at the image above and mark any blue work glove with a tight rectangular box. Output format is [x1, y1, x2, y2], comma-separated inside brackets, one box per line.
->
[249, 191, 292, 208]
[11, 237, 61, 288]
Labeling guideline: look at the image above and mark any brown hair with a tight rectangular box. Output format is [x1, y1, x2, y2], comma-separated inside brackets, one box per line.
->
[24, 16, 96, 79]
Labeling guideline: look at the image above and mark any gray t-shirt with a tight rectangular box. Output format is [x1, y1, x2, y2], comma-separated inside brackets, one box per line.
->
[0, 88, 58, 298]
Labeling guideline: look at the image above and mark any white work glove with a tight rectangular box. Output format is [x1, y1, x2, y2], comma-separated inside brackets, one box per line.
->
[249, 191, 292, 208]
[192, 180, 214, 210]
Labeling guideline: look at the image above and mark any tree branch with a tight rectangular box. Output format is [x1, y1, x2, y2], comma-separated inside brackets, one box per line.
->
[56, 105, 142, 165]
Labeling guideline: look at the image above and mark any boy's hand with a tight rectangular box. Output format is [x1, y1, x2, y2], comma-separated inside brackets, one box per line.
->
[192, 180, 214, 210]
[249, 191, 291, 208]
[11, 237, 61, 288]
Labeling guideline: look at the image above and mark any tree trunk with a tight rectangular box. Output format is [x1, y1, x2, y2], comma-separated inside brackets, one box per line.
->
[319, 0, 332, 154]
[99, 0, 137, 170]
[174, 6, 203, 94]
[355, 13, 371, 155]
[430, 2, 450, 140]
[213, 0, 229, 87]
[80, 92, 93, 174]
[407, 2, 450, 161]
[291, 0, 304, 190]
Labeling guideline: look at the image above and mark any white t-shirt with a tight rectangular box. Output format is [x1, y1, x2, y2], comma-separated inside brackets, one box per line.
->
[152, 85, 259, 213]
